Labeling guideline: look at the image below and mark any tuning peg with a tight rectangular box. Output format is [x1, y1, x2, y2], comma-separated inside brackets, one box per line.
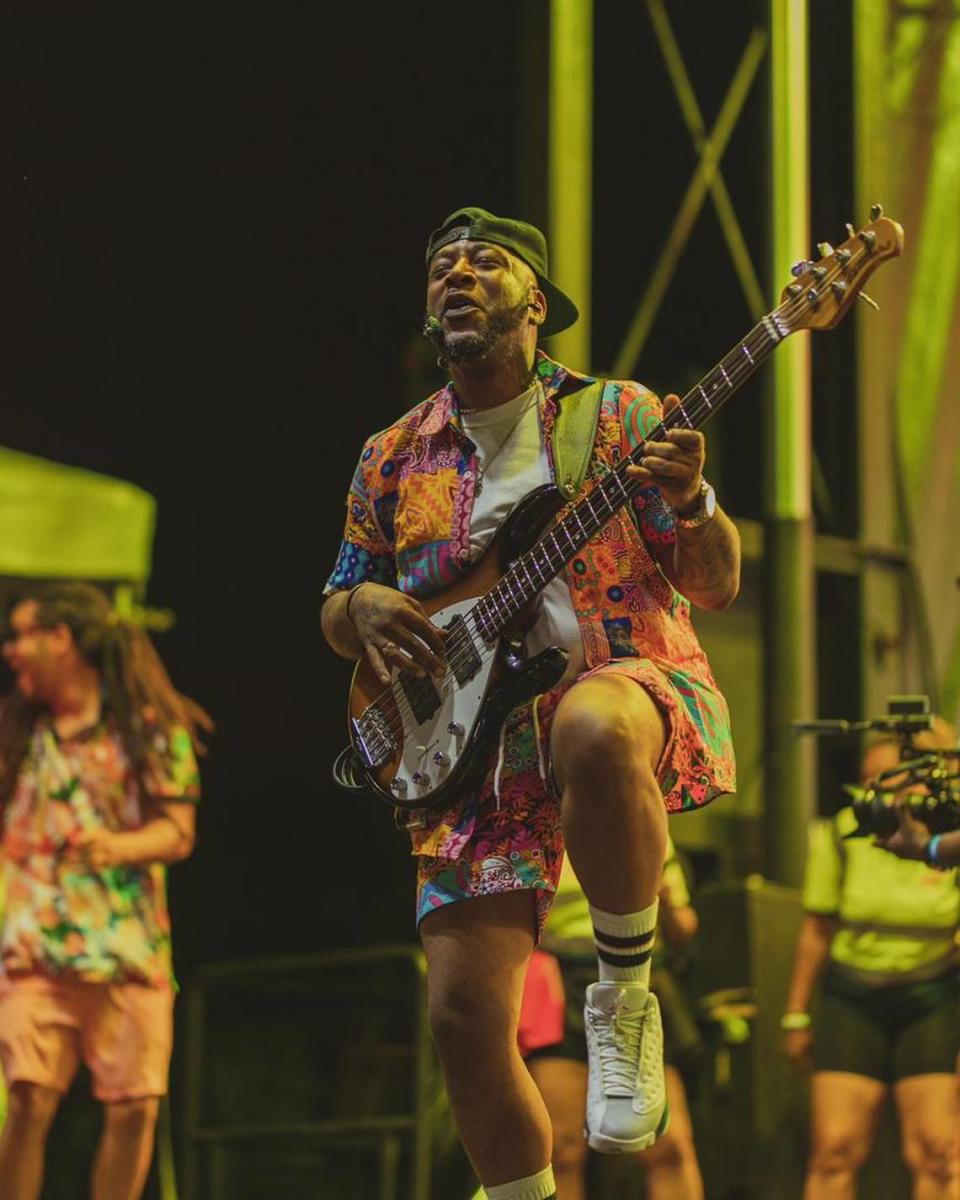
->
[791, 259, 812, 277]
[857, 291, 880, 311]
[845, 223, 856, 238]
[859, 229, 877, 250]
[817, 242, 834, 258]
[870, 202, 884, 220]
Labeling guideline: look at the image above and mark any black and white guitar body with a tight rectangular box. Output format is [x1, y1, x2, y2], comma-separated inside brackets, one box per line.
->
[341, 484, 570, 810]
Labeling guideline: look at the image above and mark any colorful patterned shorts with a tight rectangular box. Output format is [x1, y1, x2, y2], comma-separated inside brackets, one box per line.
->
[415, 657, 735, 938]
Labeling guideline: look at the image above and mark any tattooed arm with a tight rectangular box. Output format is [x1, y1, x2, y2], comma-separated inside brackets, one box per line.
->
[627, 393, 741, 611]
[669, 508, 741, 610]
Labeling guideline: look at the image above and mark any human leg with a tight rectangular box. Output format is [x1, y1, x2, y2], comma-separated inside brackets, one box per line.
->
[550, 671, 669, 1152]
[551, 671, 668, 920]
[0, 1082, 64, 1200]
[83, 982, 173, 1200]
[420, 890, 554, 1192]
[894, 1075, 960, 1200]
[892, 983, 960, 1200]
[804, 1072, 887, 1200]
[0, 976, 82, 1200]
[636, 1065, 703, 1200]
[527, 1055, 590, 1200]
[91, 1096, 161, 1200]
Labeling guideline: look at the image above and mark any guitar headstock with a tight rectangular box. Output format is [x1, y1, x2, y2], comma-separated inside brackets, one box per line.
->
[778, 209, 904, 333]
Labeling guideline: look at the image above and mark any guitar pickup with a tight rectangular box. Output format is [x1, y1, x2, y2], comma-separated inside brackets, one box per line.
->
[445, 614, 482, 685]
[398, 671, 442, 724]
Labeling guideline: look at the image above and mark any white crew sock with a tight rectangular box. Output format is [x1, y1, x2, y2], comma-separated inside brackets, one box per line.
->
[589, 897, 658, 985]
[483, 1165, 557, 1199]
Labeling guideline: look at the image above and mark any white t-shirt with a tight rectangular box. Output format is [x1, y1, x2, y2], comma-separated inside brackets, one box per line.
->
[460, 381, 586, 680]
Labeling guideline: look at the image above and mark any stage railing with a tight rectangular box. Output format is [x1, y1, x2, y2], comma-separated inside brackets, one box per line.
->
[180, 945, 435, 1200]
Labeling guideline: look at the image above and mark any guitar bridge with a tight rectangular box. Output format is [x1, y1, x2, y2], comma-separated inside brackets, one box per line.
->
[353, 706, 396, 768]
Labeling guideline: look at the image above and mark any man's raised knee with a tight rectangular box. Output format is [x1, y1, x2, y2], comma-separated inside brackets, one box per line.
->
[552, 676, 665, 787]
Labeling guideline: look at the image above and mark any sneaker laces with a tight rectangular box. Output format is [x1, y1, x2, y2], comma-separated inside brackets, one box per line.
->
[588, 991, 647, 1096]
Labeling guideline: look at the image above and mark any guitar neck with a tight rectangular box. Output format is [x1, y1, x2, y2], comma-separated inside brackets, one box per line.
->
[471, 306, 790, 642]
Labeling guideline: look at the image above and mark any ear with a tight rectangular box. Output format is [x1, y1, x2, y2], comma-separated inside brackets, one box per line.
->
[47, 623, 74, 657]
[528, 286, 547, 326]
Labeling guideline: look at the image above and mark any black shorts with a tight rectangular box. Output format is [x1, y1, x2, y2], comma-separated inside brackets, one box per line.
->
[813, 968, 960, 1082]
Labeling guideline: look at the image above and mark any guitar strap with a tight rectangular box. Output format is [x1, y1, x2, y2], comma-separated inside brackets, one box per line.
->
[551, 378, 607, 500]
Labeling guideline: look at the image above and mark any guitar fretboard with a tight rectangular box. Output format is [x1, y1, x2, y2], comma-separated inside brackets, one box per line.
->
[470, 309, 789, 642]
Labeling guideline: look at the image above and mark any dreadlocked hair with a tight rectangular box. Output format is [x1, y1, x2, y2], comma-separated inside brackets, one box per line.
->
[0, 580, 213, 810]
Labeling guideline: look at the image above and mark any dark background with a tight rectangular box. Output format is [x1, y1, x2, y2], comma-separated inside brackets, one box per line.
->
[0, 2, 855, 977]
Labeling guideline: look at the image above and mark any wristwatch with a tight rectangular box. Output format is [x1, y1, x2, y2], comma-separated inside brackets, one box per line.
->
[674, 478, 717, 529]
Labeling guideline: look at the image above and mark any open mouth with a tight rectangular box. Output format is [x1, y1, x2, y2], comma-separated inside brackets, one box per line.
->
[443, 296, 481, 318]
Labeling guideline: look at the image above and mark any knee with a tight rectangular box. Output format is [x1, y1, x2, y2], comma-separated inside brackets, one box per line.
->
[809, 1131, 871, 1177]
[553, 687, 652, 787]
[103, 1096, 160, 1140]
[6, 1082, 61, 1131]
[428, 980, 509, 1062]
[902, 1129, 958, 1182]
[637, 1128, 687, 1173]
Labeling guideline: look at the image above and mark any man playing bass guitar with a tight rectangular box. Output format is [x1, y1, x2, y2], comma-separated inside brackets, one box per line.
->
[321, 206, 739, 1200]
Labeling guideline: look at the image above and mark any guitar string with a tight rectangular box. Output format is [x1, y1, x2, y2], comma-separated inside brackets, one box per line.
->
[365, 239, 871, 756]
[360, 239, 878, 760]
[372, 262, 850, 756]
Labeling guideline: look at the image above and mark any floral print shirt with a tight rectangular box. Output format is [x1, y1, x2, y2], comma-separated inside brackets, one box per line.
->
[325, 353, 736, 849]
[1, 717, 199, 987]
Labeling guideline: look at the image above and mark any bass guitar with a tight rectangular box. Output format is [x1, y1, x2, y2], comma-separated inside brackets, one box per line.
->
[335, 209, 903, 810]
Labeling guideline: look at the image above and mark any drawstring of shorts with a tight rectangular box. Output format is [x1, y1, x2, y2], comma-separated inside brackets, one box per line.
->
[493, 721, 507, 809]
[533, 694, 547, 783]
[492, 694, 547, 809]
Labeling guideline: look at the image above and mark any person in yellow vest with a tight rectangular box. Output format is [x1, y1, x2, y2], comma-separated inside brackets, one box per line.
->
[783, 731, 960, 1200]
[516, 836, 703, 1200]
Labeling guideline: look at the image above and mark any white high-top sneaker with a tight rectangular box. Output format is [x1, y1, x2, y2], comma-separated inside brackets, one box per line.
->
[583, 980, 669, 1153]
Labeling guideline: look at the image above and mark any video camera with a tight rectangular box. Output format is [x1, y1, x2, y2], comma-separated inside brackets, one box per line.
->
[793, 695, 960, 837]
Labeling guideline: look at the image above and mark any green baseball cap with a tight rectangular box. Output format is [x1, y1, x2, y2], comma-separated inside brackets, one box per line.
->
[425, 205, 579, 337]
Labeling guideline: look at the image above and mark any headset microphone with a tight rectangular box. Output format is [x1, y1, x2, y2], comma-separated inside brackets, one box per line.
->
[422, 315, 443, 343]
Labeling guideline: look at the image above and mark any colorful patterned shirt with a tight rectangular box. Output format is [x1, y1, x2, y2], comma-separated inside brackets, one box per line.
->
[325, 353, 736, 848]
[1, 717, 200, 987]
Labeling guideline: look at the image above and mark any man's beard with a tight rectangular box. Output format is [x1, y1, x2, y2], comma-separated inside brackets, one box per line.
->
[425, 299, 530, 364]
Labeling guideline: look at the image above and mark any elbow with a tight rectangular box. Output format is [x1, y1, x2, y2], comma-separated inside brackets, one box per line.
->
[700, 576, 740, 611]
[169, 831, 196, 864]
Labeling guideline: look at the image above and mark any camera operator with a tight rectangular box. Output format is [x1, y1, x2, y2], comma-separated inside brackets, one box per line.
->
[783, 721, 960, 1200]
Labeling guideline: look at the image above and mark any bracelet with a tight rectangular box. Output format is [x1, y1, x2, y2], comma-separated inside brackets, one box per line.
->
[344, 583, 367, 624]
[779, 1012, 812, 1031]
[924, 834, 945, 870]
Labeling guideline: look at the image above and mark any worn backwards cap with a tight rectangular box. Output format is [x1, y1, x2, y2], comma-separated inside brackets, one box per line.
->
[425, 205, 579, 338]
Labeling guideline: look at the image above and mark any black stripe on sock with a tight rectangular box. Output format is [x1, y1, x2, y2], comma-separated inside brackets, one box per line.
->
[596, 945, 653, 968]
[592, 927, 655, 950]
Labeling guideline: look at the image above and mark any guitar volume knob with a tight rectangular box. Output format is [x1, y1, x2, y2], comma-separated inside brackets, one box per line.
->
[433, 751, 450, 767]
[446, 722, 465, 737]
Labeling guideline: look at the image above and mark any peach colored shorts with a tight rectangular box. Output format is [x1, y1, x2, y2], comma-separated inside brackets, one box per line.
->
[0, 974, 174, 1102]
